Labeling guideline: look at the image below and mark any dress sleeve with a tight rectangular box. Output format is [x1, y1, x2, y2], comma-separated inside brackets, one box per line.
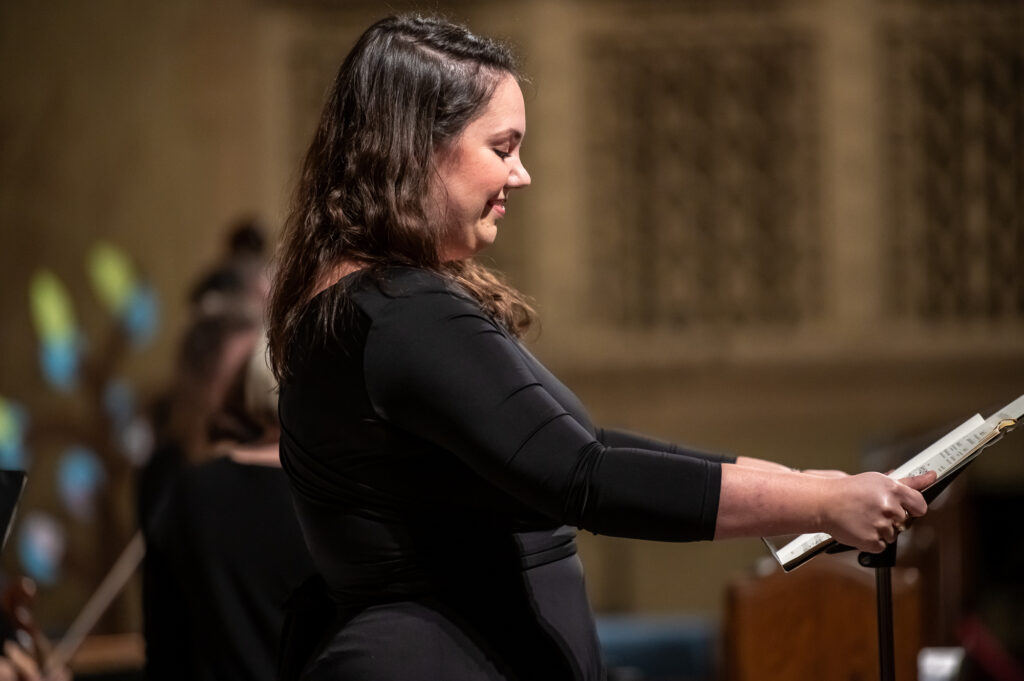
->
[595, 428, 736, 465]
[361, 289, 721, 542]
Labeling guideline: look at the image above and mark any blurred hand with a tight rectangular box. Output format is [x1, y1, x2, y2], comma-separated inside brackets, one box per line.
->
[0, 641, 71, 681]
[821, 470, 935, 553]
[42, 661, 71, 681]
[1, 640, 40, 681]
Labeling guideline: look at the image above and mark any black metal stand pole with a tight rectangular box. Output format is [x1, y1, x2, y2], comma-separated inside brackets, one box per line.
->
[859, 538, 899, 681]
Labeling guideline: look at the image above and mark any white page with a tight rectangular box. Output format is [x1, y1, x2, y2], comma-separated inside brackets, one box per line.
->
[771, 415, 983, 567]
[887, 414, 985, 480]
[767, 393, 1024, 571]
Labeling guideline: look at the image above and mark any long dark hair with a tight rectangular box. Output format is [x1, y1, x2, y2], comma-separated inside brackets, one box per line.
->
[268, 14, 534, 381]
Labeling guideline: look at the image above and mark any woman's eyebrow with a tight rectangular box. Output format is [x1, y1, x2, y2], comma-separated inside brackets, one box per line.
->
[491, 128, 524, 142]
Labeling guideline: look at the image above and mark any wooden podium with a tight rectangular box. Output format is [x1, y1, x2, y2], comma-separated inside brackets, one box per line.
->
[722, 555, 921, 681]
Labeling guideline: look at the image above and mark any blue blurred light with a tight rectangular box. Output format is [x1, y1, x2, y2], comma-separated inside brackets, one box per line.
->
[123, 286, 159, 347]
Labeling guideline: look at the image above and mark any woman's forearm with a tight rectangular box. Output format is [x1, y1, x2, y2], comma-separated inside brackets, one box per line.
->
[715, 465, 825, 539]
[733, 455, 792, 473]
[715, 463, 936, 553]
[734, 455, 848, 478]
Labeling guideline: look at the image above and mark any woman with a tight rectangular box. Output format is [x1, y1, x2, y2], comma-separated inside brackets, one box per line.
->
[143, 333, 315, 681]
[267, 14, 933, 680]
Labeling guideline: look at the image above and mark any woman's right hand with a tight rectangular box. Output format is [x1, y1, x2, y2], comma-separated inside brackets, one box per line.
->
[821, 470, 935, 553]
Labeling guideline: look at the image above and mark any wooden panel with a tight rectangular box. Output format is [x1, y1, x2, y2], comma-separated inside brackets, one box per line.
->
[722, 555, 921, 681]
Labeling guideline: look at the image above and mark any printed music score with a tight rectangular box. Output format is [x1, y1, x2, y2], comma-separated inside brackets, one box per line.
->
[763, 394, 1024, 572]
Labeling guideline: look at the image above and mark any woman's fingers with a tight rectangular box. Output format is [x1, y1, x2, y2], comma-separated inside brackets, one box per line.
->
[896, 470, 936, 517]
[826, 471, 937, 553]
[892, 507, 911, 533]
[899, 470, 938, 490]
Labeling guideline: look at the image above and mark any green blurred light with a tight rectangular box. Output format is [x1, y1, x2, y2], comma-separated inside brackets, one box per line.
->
[88, 242, 136, 314]
[29, 269, 76, 342]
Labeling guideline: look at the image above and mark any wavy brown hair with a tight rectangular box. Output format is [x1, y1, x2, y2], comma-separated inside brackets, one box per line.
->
[267, 14, 535, 382]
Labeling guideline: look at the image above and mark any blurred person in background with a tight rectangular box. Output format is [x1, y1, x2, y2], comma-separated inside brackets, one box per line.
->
[142, 333, 314, 681]
[137, 216, 272, 532]
[188, 216, 272, 320]
[136, 309, 261, 531]
[137, 217, 285, 680]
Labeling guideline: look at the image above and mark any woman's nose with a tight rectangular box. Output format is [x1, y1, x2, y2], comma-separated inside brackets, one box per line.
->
[508, 157, 531, 188]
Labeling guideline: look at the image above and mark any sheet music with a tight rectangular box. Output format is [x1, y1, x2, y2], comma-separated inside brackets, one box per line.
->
[992, 393, 1024, 421]
[888, 415, 985, 480]
[895, 394, 1024, 483]
[769, 531, 831, 566]
[766, 394, 1023, 571]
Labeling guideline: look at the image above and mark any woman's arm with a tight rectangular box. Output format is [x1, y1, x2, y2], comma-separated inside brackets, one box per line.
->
[596, 430, 905, 550]
[598, 429, 847, 477]
[732, 456, 790, 472]
[361, 284, 932, 550]
[364, 291, 721, 541]
[731, 456, 848, 478]
[596, 428, 735, 464]
[715, 464, 934, 553]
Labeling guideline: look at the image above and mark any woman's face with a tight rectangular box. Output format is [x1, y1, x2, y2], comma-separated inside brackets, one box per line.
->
[433, 73, 531, 261]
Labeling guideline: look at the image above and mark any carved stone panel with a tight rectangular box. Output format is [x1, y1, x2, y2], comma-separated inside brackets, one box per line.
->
[586, 28, 822, 330]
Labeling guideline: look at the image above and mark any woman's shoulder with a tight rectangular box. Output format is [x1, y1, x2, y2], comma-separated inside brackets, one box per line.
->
[344, 266, 504, 342]
[305, 265, 474, 323]
[352, 266, 477, 310]
[373, 266, 463, 294]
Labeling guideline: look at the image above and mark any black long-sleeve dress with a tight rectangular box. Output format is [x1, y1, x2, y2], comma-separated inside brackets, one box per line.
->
[278, 267, 734, 680]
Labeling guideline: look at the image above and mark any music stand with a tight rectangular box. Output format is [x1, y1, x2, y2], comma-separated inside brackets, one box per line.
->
[843, 468, 967, 681]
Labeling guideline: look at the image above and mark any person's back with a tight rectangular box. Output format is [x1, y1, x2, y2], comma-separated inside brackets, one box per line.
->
[144, 332, 315, 681]
[146, 453, 313, 681]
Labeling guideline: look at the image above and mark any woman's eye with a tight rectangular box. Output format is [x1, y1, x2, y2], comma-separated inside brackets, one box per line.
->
[493, 149, 512, 160]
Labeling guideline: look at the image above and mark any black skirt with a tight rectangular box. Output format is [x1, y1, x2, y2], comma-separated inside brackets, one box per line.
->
[296, 553, 604, 681]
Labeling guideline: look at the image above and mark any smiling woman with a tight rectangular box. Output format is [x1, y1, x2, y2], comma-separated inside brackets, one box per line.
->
[267, 15, 536, 352]
[432, 74, 531, 261]
[265, 13, 935, 681]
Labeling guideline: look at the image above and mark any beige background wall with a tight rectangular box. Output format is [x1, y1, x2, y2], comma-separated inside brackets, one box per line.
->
[1, 0, 1021, 642]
